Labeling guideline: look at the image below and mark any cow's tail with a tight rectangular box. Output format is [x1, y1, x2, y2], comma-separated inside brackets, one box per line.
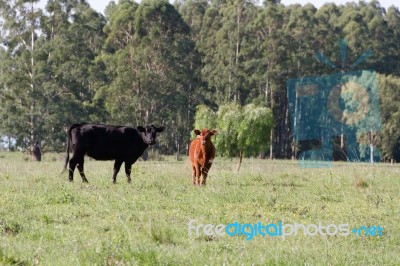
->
[60, 125, 73, 174]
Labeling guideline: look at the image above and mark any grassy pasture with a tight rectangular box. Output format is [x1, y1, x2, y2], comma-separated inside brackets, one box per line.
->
[0, 152, 399, 265]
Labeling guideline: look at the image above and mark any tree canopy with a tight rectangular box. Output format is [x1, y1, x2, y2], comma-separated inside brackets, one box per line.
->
[0, 0, 399, 162]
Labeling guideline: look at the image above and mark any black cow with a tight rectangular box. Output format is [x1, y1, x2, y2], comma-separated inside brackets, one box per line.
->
[62, 123, 165, 183]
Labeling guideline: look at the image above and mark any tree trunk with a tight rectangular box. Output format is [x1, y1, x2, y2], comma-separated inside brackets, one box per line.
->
[269, 85, 274, 159]
[340, 133, 345, 152]
[237, 148, 243, 172]
[284, 99, 290, 158]
[29, 1, 38, 154]
[370, 144, 374, 164]
[368, 132, 376, 164]
[265, 79, 269, 106]
[176, 138, 180, 161]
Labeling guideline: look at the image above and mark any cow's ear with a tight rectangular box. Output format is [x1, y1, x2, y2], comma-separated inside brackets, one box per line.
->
[211, 129, 217, 135]
[137, 126, 145, 132]
[194, 129, 201, 135]
[156, 126, 165, 133]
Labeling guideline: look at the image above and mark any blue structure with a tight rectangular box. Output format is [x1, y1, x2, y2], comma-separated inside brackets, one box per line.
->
[286, 40, 381, 168]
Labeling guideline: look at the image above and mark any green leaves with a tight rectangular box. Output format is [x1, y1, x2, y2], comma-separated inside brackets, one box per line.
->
[194, 105, 217, 131]
[216, 103, 242, 157]
[0, 0, 399, 161]
[377, 74, 400, 161]
[99, 0, 201, 153]
[0, 0, 106, 151]
[238, 104, 273, 156]
[194, 103, 273, 158]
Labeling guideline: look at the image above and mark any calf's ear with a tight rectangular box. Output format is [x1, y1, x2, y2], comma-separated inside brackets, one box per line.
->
[194, 129, 201, 135]
[211, 129, 217, 135]
[137, 126, 145, 132]
[156, 126, 165, 132]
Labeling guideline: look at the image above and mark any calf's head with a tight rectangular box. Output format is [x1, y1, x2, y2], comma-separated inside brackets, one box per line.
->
[194, 129, 217, 145]
[137, 125, 165, 145]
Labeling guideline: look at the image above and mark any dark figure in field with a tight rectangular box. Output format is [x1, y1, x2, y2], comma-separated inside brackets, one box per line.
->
[62, 123, 165, 183]
[31, 141, 41, 162]
[189, 129, 217, 185]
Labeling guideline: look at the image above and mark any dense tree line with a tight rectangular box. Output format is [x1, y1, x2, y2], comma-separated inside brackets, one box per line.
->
[0, 0, 399, 161]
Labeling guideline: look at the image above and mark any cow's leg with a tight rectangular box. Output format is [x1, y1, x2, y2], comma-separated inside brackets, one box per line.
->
[112, 160, 123, 184]
[68, 154, 83, 182]
[124, 161, 134, 183]
[69, 147, 85, 182]
[76, 161, 88, 183]
[68, 157, 77, 182]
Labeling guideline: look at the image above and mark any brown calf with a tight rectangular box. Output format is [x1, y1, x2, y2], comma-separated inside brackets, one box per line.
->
[189, 129, 217, 185]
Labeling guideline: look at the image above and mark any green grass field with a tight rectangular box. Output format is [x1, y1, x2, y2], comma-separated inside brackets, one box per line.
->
[0, 152, 399, 265]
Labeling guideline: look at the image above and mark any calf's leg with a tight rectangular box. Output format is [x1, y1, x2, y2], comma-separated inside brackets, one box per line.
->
[200, 162, 212, 185]
[191, 164, 196, 185]
[195, 163, 201, 185]
[200, 166, 206, 185]
[193, 163, 200, 185]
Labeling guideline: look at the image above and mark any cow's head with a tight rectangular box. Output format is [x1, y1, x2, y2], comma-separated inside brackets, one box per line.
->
[137, 125, 165, 145]
[194, 129, 217, 145]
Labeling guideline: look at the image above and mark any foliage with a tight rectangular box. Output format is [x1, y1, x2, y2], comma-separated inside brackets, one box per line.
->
[238, 104, 273, 156]
[193, 104, 217, 132]
[98, 0, 201, 154]
[215, 102, 243, 157]
[378, 74, 400, 161]
[194, 103, 273, 158]
[0, 0, 106, 151]
[0, 0, 400, 160]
